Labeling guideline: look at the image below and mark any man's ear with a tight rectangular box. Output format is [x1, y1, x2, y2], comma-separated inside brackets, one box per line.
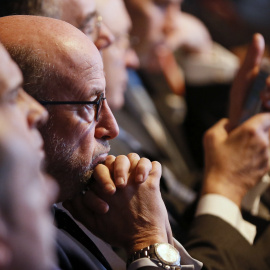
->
[0, 212, 11, 268]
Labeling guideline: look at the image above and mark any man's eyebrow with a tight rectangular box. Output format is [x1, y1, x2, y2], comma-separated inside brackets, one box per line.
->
[89, 89, 104, 99]
[78, 11, 97, 30]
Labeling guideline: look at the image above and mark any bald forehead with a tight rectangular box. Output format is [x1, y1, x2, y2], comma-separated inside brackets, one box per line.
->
[0, 15, 94, 49]
[0, 15, 103, 72]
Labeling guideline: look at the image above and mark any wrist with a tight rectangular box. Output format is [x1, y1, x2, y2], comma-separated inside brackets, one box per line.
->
[202, 172, 246, 207]
[125, 234, 168, 256]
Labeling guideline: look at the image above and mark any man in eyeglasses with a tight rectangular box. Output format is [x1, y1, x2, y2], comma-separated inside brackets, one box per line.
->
[0, 0, 114, 51]
[0, 15, 203, 270]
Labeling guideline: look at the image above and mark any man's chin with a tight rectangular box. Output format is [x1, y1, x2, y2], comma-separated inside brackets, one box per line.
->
[79, 153, 109, 190]
[80, 169, 94, 187]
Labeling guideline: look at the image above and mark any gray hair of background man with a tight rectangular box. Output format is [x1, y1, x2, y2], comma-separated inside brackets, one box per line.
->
[0, 0, 59, 18]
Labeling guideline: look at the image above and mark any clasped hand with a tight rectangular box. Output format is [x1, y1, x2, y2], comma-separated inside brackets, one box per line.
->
[64, 153, 173, 255]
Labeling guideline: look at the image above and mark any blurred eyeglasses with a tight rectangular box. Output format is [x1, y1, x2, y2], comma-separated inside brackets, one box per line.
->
[79, 12, 103, 43]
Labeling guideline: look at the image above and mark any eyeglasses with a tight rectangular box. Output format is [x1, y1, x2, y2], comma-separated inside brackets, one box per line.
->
[92, 14, 102, 42]
[113, 34, 132, 51]
[38, 93, 106, 122]
[80, 13, 103, 43]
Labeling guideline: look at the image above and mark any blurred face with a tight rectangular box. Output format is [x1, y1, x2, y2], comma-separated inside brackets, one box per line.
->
[60, 0, 114, 50]
[40, 41, 119, 201]
[125, 0, 182, 69]
[0, 43, 48, 164]
[5, 131, 58, 270]
[0, 44, 57, 270]
[96, 0, 139, 110]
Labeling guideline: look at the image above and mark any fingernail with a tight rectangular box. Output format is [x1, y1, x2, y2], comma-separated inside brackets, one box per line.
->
[116, 177, 125, 186]
[136, 174, 144, 183]
[105, 184, 116, 194]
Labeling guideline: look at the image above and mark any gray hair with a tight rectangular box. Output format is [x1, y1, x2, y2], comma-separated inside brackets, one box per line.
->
[7, 44, 56, 100]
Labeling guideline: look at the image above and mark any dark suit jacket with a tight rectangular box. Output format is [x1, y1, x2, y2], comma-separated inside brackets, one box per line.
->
[56, 228, 175, 270]
[185, 215, 270, 270]
[55, 208, 168, 270]
[57, 229, 106, 270]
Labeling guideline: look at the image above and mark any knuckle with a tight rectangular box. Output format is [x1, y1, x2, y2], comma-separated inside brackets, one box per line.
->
[115, 155, 129, 167]
[244, 125, 258, 137]
[261, 139, 268, 149]
[95, 163, 105, 171]
[127, 152, 140, 160]
[152, 160, 161, 167]
[140, 157, 152, 166]
[151, 161, 162, 174]
[106, 155, 116, 161]
[203, 129, 215, 146]
[116, 154, 128, 161]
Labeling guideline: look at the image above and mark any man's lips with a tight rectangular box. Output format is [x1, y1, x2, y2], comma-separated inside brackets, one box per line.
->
[91, 153, 109, 168]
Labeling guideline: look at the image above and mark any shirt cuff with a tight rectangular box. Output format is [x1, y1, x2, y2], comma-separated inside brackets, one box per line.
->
[195, 194, 256, 244]
[127, 239, 203, 270]
[127, 258, 158, 270]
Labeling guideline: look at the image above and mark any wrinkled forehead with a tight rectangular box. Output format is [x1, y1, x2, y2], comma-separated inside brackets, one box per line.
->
[48, 39, 105, 98]
[60, 38, 104, 77]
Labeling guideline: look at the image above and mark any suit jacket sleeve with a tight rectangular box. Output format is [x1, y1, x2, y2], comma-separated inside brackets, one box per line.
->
[185, 214, 269, 270]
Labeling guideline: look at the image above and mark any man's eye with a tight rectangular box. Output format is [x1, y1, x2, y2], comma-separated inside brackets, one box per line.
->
[89, 94, 98, 102]
[80, 18, 96, 35]
[78, 105, 95, 123]
[82, 24, 95, 35]
[6, 88, 20, 104]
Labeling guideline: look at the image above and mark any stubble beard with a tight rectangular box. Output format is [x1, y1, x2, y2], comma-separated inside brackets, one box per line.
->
[44, 133, 110, 202]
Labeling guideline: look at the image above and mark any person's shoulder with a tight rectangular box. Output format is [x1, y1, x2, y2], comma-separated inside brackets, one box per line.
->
[185, 215, 270, 270]
[56, 229, 101, 270]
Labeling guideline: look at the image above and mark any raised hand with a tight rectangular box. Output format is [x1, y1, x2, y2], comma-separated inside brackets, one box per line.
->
[77, 153, 154, 214]
[228, 33, 265, 130]
[64, 155, 173, 255]
[202, 114, 270, 207]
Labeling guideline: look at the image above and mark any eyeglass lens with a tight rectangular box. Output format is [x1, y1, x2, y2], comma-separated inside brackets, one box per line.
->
[96, 93, 105, 121]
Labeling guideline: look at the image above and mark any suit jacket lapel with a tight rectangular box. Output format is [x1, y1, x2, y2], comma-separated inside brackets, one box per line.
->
[54, 206, 113, 270]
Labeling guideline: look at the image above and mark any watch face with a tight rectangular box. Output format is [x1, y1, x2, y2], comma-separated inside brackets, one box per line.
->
[155, 243, 181, 265]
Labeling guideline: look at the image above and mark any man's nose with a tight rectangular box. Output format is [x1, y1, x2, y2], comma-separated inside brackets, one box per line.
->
[95, 22, 115, 51]
[125, 48, 140, 69]
[94, 100, 119, 140]
[21, 90, 48, 129]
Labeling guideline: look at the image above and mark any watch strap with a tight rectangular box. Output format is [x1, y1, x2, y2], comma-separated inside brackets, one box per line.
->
[127, 245, 181, 270]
